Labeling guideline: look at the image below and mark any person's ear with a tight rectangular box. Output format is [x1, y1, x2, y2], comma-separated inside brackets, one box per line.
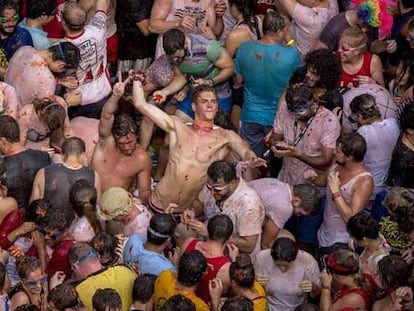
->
[291, 196, 302, 208]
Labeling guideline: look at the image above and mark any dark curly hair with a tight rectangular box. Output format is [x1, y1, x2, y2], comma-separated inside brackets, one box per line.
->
[378, 255, 410, 289]
[305, 49, 341, 90]
[229, 254, 255, 288]
[177, 250, 207, 287]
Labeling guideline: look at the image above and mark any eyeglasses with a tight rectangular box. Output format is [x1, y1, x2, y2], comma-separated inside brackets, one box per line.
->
[205, 183, 230, 193]
[0, 13, 19, 24]
[72, 250, 97, 265]
[25, 276, 48, 287]
[38, 226, 65, 240]
[338, 43, 366, 53]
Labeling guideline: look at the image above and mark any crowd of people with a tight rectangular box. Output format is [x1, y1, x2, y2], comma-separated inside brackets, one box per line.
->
[0, 0, 413, 309]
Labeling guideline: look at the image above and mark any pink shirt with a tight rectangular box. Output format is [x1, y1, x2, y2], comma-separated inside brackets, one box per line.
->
[248, 178, 293, 229]
[273, 102, 341, 186]
[199, 179, 265, 256]
[291, 0, 338, 56]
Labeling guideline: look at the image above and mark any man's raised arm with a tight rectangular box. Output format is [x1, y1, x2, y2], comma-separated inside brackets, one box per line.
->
[98, 73, 130, 139]
[132, 80, 176, 134]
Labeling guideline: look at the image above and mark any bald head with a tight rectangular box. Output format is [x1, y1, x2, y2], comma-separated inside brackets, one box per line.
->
[63, 1, 86, 32]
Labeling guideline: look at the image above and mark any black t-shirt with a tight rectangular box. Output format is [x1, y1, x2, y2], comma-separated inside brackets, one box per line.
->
[5, 149, 50, 209]
[387, 137, 414, 188]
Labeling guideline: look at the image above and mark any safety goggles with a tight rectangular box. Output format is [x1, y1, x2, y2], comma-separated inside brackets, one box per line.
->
[25, 276, 48, 287]
[205, 183, 230, 192]
[0, 14, 19, 24]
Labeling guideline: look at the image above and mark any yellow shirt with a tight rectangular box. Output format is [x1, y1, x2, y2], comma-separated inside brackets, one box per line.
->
[154, 270, 210, 311]
[252, 281, 268, 311]
[76, 265, 137, 311]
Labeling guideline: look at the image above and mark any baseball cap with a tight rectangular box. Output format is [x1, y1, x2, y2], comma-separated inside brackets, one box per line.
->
[98, 187, 133, 220]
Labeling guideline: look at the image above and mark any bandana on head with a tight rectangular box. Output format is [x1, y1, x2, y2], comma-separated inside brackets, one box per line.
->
[352, 0, 397, 38]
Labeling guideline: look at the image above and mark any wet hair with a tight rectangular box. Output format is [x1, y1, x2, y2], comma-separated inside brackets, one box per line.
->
[0, 263, 5, 291]
[207, 214, 234, 243]
[336, 132, 367, 162]
[319, 89, 343, 112]
[160, 294, 196, 311]
[0, 115, 20, 143]
[292, 184, 322, 216]
[26, 199, 52, 224]
[305, 49, 341, 90]
[347, 212, 379, 241]
[262, 10, 286, 35]
[62, 137, 86, 156]
[221, 296, 253, 311]
[378, 255, 410, 289]
[68, 242, 99, 266]
[40, 203, 68, 231]
[62, 1, 86, 31]
[399, 100, 414, 133]
[112, 114, 138, 138]
[270, 237, 298, 262]
[27, 0, 55, 19]
[177, 250, 207, 287]
[230, 254, 255, 288]
[16, 256, 42, 280]
[33, 98, 66, 131]
[163, 29, 186, 55]
[92, 288, 122, 311]
[14, 305, 40, 311]
[147, 214, 176, 245]
[328, 249, 371, 294]
[286, 84, 314, 113]
[214, 108, 239, 133]
[394, 50, 414, 91]
[207, 161, 237, 184]
[392, 190, 414, 234]
[384, 187, 414, 215]
[90, 232, 118, 266]
[350, 94, 381, 120]
[69, 179, 101, 234]
[289, 66, 307, 86]
[228, 0, 258, 36]
[191, 85, 217, 103]
[48, 284, 82, 311]
[132, 274, 157, 303]
[341, 27, 368, 53]
[0, 0, 18, 14]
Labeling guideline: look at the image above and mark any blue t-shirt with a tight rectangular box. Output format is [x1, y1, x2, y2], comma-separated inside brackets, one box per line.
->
[19, 19, 52, 50]
[0, 26, 33, 60]
[235, 41, 302, 126]
[123, 234, 176, 276]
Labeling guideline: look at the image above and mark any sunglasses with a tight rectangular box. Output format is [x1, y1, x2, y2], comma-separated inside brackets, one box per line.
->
[38, 226, 65, 240]
[339, 43, 366, 52]
[205, 183, 230, 192]
[0, 13, 19, 24]
[25, 276, 48, 287]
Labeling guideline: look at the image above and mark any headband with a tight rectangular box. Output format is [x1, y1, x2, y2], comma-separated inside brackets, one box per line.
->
[148, 227, 170, 239]
[327, 253, 359, 275]
[42, 102, 61, 114]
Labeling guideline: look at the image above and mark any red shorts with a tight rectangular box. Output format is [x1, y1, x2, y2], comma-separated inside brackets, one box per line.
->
[107, 33, 118, 63]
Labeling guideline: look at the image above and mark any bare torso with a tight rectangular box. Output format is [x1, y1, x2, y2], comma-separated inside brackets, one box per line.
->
[152, 121, 236, 211]
[70, 117, 99, 164]
[91, 137, 151, 192]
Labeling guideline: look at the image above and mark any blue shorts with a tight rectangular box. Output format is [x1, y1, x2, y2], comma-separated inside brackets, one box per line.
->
[177, 90, 232, 119]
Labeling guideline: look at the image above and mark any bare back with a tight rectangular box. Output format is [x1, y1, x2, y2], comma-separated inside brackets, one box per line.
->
[153, 120, 237, 211]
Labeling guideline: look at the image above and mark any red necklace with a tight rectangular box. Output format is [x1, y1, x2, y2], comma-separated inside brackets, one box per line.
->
[192, 123, 213, 132]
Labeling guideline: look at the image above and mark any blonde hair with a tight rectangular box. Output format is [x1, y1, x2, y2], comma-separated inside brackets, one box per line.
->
[341, 27, 368, 53]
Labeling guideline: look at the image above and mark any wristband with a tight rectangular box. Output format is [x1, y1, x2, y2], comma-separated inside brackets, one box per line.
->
[210, 78, 216, 86]
[332, 192, 341, 201]
[322, 285, 331, 291]
[286, 39, 295, 46]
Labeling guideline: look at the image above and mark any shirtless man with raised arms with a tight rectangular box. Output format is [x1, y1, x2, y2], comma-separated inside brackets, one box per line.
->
[92, 74, 152, 204]
[132, 79, 264, 213]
